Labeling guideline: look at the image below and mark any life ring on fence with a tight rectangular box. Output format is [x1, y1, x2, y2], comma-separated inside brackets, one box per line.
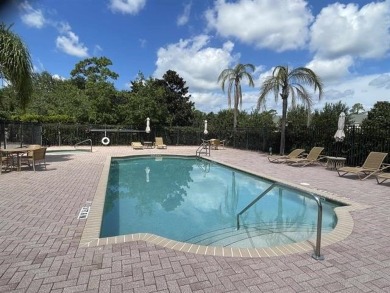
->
[101, 136, 110, 146]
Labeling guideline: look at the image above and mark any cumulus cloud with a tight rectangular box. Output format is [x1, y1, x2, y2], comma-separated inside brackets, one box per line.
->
[154, 35, 238, 92]
[109, 0, 146, 15]
[205, 0, 313, 51]
[306, 56, 354, 83]
[305, 1, 390, 87]
[19, 1, 45, 28]
[56, 27, 89, 58]
[190, 92, 226, 113]
[310, 2, 390, 60]
[177, 2, 192, 26]
[52, 74, 66, 80]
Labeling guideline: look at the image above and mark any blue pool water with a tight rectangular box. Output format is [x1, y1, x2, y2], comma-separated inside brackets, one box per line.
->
[100, 156, 342, 248]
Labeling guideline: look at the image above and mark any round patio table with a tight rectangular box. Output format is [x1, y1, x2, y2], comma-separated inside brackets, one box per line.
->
[326, 156, 346, 170]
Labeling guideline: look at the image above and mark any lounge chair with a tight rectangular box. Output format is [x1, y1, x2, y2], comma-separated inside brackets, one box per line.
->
[131, 142, 144, 150]
[286, 147, 325, 167]
[376, 171, 390, 184]
[337, 152, 388, 180]
[22, 147, 47, 171]
[268, 148, 305, 163]
[154, 137, 167, 149]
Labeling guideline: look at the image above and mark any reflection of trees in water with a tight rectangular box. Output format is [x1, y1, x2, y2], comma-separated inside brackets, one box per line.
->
[242, 187, 316, 247]
[104, 157, 194, 215]
[220, 171, 239, 220]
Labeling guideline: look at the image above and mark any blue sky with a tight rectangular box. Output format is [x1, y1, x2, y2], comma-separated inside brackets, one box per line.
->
[1, 0, 390, 114]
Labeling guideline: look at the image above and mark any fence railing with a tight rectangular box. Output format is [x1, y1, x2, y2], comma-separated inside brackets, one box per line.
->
[1, 120, 389, 166]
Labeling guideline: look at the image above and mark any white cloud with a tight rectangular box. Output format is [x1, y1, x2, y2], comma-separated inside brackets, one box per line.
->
[93, 45, 103, 56]
[177, 2, 192, 26]
[306, 56, 354, 83]
[109, 0, 146, 15]
[52, 74, 66, 81]
[205, 0, 313, 51]
[56, 30, 89, 58]
[368, 74, 390, 89]
[190, 92, 226, 113]
[154, 35, 238, 92]
[310, 2, 390, 61]
[315, 74, 390, 112]
[310, 2, 390, 60]
[19, 1, 45, 28]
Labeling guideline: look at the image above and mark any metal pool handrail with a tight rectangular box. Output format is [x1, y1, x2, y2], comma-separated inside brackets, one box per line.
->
[74, 139, 92, 152]
[236, 182, 324, 260]
[236, 182, 276, 230]
[196, 140, 210, 157]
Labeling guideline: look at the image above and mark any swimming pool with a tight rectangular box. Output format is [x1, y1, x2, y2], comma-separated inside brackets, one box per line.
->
[100, 155, 343, 248]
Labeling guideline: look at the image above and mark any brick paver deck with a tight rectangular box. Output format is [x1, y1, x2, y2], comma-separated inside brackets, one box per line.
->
[1, 146, 389, 292]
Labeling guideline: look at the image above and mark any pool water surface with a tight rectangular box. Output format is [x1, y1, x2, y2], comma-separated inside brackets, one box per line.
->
[100, 156, 342, 248]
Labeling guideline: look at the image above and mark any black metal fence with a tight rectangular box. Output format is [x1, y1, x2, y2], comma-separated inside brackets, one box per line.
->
[1, 120, 389, 166]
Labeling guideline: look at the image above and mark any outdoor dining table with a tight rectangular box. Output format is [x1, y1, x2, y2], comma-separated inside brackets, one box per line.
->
[1, 146, 40, 172]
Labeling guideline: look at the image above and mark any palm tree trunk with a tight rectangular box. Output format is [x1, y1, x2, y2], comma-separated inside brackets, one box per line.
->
[233, 83, 239, 129]
[280, 96, 288, 155]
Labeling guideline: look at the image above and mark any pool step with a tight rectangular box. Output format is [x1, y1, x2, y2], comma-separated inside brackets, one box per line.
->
[186, 223, 333, 248]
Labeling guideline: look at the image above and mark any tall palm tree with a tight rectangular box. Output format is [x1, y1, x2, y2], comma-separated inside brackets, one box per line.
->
[257, 65, 323, 155]
[218, 63, 255, 129]
[0, 23, 33, 109]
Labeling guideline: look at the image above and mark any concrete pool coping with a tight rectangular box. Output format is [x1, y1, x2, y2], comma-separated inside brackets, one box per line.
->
[79, 154, 368, 258]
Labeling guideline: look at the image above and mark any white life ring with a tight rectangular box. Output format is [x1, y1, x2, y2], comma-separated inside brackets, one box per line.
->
[101, 137, 110, 146]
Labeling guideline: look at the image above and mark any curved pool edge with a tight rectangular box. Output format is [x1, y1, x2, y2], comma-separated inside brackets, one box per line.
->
[79, 154, 370, 258]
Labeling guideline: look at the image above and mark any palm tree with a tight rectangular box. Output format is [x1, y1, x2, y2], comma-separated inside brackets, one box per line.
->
[218, 63, 255, 129]
[0, 23, 33, 109]
[257, 66, 323, 155]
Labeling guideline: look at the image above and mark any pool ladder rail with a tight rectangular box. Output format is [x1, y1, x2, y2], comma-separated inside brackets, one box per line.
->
[236, 182, 324, 261]
[196, 139, 210, 157]
[74, 139, 93, 152]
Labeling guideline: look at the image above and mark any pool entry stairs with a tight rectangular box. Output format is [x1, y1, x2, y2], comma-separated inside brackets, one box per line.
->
[196, 140, 210, 156]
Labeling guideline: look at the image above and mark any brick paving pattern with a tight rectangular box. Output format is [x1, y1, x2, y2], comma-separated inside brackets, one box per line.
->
[0, 146, 389, 292]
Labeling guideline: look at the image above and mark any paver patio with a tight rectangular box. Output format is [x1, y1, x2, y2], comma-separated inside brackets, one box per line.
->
[0, 146, 389, 293]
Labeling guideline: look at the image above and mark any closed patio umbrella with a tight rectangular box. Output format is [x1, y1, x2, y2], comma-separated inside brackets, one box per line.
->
[204, 120, 208, 135]
[145, 117, 150, 133]
[334, 112, 346, 142]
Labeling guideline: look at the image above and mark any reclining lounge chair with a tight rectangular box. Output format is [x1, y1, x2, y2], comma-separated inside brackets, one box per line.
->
[285, 147, 325, 167]
[268, 148, 305, 163]
[376, 171, 390, 184]
[154, 137, 167, 149]
[131, 142, 144, 150]
[337, 152, 388, 180]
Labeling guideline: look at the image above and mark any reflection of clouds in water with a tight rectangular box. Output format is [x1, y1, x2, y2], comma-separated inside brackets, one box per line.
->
[179, 167, 273, 213]
[182, 169, 227, 212]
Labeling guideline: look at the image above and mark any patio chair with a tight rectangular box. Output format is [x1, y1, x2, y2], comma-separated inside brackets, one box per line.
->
[268, 148, 305, 163]
[337, 152, 388, 180]
[210, 139, 220, 150]
[1, 151, 13, 174]
[285, 147, 325, 167]
[22, 147, 47, 171]
[376, 171, 390, 184]
[131, 142, 144, 150]
[23, 144, 42, 159]
[154, 137, 167, 149]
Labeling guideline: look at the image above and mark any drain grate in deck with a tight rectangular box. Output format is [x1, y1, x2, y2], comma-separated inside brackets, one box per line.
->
[78, 206, 90, 219]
